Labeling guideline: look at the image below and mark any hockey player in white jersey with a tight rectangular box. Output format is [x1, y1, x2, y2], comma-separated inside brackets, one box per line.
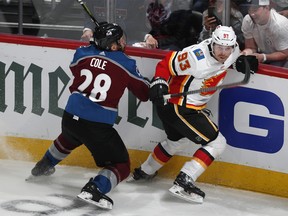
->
[128, 25, 258, 204]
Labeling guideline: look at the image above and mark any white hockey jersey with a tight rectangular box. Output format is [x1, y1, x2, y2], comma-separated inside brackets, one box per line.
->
[155, 38, 240, 109]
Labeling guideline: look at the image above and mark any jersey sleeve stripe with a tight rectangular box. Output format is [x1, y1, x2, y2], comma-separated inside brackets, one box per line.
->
[168, 51, 178, 76]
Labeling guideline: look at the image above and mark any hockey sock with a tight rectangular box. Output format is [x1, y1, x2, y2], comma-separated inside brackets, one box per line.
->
[45, 133, 79, 166]
[93, 168, 118, 194]
[93, 175, 112, 194]
[141, 153, 163, 175]
[44, 151, 60, 166]
[181, 148, 214, 181]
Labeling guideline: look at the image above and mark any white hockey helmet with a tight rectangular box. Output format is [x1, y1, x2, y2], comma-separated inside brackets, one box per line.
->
[211, 25, 237, 47]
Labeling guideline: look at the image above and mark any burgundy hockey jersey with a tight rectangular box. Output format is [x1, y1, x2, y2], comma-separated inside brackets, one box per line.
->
[65, 45, 149, 125]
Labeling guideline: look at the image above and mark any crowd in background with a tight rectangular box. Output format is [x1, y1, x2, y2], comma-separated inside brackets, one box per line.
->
[0, 0, 287, 67]
[77, 0, 288, 67]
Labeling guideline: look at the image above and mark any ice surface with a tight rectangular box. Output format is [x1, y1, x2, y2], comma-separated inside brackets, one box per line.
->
[0, 159, 287, 216]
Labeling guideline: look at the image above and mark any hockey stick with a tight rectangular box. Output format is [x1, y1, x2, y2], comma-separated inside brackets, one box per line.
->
[163, 57, 251, 101]
[77, 0, 100, 27]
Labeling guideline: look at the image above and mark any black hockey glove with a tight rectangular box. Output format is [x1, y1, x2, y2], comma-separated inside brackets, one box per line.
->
[235, 55, 259, 74]
[149, 77, 168, 106]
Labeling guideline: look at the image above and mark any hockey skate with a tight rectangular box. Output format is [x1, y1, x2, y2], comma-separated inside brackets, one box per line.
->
[169, 171, 205, 204]
[126, 167, 157, 182]
[26, 156, 55, 181]
[77, 178, 113, 210]
[31, 156, 55, 176]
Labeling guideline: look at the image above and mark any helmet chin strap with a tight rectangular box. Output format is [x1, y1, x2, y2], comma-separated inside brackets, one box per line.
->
[209, 42, 216, 57]
[209, 42, 221, 62]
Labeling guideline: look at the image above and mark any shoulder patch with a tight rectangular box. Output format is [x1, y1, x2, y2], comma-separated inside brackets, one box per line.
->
[193, 49, 205, 60]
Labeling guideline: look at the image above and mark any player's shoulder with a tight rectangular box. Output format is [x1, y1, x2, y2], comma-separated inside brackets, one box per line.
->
[74, 44, 97, 56]
[109, 51, 136, 65]
[175, 40, 214, 76]
[104, 51, 137, 73]
[110, 50, 134, 60]
[71, 45, 98, 63]
[77, 44, 93, 50]
[185, 39, 211, 62]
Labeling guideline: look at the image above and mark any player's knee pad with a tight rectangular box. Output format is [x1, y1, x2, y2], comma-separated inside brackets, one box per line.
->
[202, 132, 227, 158]
[161, 138, 189, 156]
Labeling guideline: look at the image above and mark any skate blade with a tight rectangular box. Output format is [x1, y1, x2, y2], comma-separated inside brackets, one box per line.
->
[77, 192, 113, 210]
[126, 174, 137, 183]
[168, 185, 203, 204]
[25, 175, 44, 182]
[25, 174, 54, 182]
[126, 173, 156, 183]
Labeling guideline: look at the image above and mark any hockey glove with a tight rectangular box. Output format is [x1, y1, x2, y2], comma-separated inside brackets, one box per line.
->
[149, 77, 168, 106]
[235, 55, 259, 74]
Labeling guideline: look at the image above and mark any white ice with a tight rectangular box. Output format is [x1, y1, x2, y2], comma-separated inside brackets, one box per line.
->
[0, 159, 287, 216]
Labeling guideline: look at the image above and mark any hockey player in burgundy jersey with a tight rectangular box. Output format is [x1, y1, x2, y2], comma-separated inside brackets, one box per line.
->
[30, 22, 149, 209]
[128, 26, 258, 204]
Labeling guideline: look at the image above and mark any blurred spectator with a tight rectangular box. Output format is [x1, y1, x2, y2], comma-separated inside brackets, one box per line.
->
[40, 0, 75, 24]
[198, 0, 245, 50]
[241, 0, 288, 67]
[238, 0, 288, 17]
[271, 0, 288, 17]
[278, 9, 288, 17]
[134, 1, 202, 50]
[81, 0, 148, 43]
[190, 0, 209, 13]
[174, 0, 192, 10]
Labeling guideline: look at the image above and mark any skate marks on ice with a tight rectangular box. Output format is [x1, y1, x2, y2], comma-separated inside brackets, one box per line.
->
[0, 193, 104, 216]
[0, 160, 109, 216]
[0, 159, 288, 216]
